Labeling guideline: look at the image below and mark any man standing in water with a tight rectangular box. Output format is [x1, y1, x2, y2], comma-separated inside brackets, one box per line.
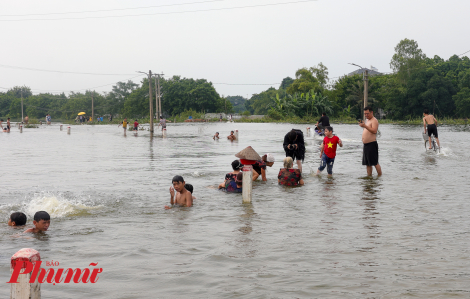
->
[316, 112, 330, 131]
[283, 129, 305, 173]
[359, 106, 382, 176]
[423, 109, 440, 149]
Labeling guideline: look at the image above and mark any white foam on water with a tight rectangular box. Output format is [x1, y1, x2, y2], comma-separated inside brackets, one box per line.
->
[25, 192, 102, 218]
[437, 147, 452, 157]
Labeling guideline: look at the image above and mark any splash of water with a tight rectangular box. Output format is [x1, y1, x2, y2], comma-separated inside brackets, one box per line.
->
[437, 147, 452, 157]
[25, 193, 102, 218]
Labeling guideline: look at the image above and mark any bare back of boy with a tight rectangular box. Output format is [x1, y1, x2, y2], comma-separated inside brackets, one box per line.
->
[423, 114, 436, 125]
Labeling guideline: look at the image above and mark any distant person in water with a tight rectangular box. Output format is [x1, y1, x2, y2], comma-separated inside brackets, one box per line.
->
[213, 132, 220, 140]
[118, 118, 128, 131]
[227, 131, 236, 141]
[219, 114, 223, 122]
[133, 119, 139, 131]
[316, 112, 330, 131]
[219, 160, 243, 188]
[165, 175, 193, 209]
[6, 118, 11, 132]
[317, 126, 342, 176]
[46, 114, 52, 125]
[252, 154, 275, 181]
[8, 212, 27, 226]
[159, 116, 166, 131]
[278, 157, 304, 186]
[283, 129, 305, 173]
[423, 109, 440, 149]
[224, 172, 243, 193]
[24, 211, 50, 233]
[24, 115, 29, 124]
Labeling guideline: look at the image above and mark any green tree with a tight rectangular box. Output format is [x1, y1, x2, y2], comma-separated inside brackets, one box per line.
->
[309, 62, 329, 89]
[453, 87, 470, 117]
[279, 77, 294, 90]
[390, 38, 426, 84]
[287, 68, 321, 94]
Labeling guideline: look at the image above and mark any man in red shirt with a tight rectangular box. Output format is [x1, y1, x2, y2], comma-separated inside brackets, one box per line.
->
[317, 126, 343, 176]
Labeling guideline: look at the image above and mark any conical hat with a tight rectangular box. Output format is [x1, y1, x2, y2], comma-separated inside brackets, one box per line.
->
[235, 146, 261, 161]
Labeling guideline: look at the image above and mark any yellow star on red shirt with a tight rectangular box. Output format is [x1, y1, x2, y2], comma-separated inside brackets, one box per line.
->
[327, 142, 333, 148]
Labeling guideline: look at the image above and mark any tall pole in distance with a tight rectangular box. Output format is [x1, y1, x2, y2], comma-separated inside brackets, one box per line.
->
[155, 75, 160, 122]
[138, 70, 155, 133]
[149, 70, 154, 133]
[157, 74, 162, 118]
[363, 69, 369, 121]
[21, 89, 24, 123]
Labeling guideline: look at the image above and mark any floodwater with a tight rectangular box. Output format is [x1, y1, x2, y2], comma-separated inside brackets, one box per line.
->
[1, 122, 470, 298]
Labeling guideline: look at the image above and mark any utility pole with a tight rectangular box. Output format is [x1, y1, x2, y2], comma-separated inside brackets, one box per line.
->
[21, 89, 24, 123]
[154, 76, 159, 120]
[91, 91, 94, 122]
[154, 73, 164, 118]
[349, 63, 368, 121]
[137, 70, 154, 133]
[364, 69, 369, 121]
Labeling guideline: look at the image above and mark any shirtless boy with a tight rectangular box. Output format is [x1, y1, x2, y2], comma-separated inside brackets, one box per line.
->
[213, 132, 220, 140]
[359, 106, 382, 176]
[24, 211, 50, 233]
[423, 109, 440, 149]
[227, 131, 236, 141]
[165, 175, 193, 209]
[6, 118, 11, 132]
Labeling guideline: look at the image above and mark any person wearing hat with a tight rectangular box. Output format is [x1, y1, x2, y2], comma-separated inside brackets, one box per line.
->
[224, 172, 243, 193]
[252, 153, 275, 181]
[218, 160, 244, 189]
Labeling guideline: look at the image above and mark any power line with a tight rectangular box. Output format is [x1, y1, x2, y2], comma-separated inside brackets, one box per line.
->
[458, 49, 470, 57]
[0, 64, 136, 76]
[0, 0, 228, 17]
[0, 0, 317, 22]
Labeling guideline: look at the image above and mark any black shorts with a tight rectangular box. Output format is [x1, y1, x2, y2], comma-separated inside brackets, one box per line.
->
[362, 141, 379, 166]
[286, 151, 304, 162]
[134, 127, 138, 130]
[427, 124, 438, 138]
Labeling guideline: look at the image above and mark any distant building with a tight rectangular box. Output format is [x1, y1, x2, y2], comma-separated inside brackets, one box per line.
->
[348, 66, 382, 76]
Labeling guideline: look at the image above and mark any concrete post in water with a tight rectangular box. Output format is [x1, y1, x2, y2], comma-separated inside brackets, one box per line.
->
[242, 165, 253, 203]
[235, 130, 239, 140]
[235, 146, 262, 203]
[40, 121, 42, 125]
[306, 127, 310, 137]
[162, 128, 167, 138]
[60, 125, 63, 131]
[19, 126, 23, 133]
[10, 248, 41, 299]
[67, 126, 71, 134]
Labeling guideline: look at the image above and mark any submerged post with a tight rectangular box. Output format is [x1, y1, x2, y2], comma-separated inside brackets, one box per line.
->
[10, 248, 41, 299]
[67, 126, 71, 134]
[19, 126, 23, 133]
[306, 127, 310, 137]
[242, 165, 253, 203]
[235, 146, 261, 203]
[60, 125, 63, 131]
[235, 130, 239, 140]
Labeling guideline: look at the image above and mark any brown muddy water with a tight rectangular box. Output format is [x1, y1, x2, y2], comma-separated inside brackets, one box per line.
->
[1, 122, 470, 298]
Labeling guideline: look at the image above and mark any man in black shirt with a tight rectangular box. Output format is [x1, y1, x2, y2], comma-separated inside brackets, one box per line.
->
[316, 113, 330, 130]
[283, 129, 305, 173]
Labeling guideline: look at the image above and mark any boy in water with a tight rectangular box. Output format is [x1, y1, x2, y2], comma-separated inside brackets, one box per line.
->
[8, 212, 27, 226]
[213, 132, 219, 140]
[159, 116, 166, 131]
[6, 118, 11, 132]
[133, 119, 139, 131]
[165, 175, 193, 209]
[317, 126, 343, 176]
[227, 131, 236, 141]
[24, 211, 50, 233]
[118, 118, 128, 131]
[423, 109, 440, 149]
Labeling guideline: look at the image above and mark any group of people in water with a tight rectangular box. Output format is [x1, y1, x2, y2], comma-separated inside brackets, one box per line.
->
[7, 211, 50, 234]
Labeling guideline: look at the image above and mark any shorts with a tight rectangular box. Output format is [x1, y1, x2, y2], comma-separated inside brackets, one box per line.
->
[318, 153, 335, 175]
[427, 124, 438, 138]
[6, 125, 10, 130]
[134, 126, 138, 130]
[362, 141, 379, 166]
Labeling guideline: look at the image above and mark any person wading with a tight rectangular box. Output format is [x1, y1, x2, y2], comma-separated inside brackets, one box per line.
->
[359, 106, 382, 176]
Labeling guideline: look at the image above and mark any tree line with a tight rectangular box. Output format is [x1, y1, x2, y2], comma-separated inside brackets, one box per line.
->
[1, 38, 469, 121]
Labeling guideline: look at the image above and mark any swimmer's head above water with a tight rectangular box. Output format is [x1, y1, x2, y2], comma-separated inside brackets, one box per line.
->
[172, 175, 186, 192]
[231, 160, 243, 171]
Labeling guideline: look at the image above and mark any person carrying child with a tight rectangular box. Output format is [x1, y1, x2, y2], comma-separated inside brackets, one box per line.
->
[165, 175, 193, 209]
[24, 211, 50, 233]
[317, 126, 343, 176]
[8, 212, 27, 226]
[219, 160, 243, 188]
[224, 172, 243, 193]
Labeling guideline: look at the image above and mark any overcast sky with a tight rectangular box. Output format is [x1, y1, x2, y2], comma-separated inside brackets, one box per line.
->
[0, 0, 469, 98]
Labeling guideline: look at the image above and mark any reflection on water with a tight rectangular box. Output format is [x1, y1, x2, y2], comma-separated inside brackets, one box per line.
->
[1, 123, 470, 298]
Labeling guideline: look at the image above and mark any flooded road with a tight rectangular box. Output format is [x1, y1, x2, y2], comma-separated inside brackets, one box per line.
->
[1, 122, 470, 298]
